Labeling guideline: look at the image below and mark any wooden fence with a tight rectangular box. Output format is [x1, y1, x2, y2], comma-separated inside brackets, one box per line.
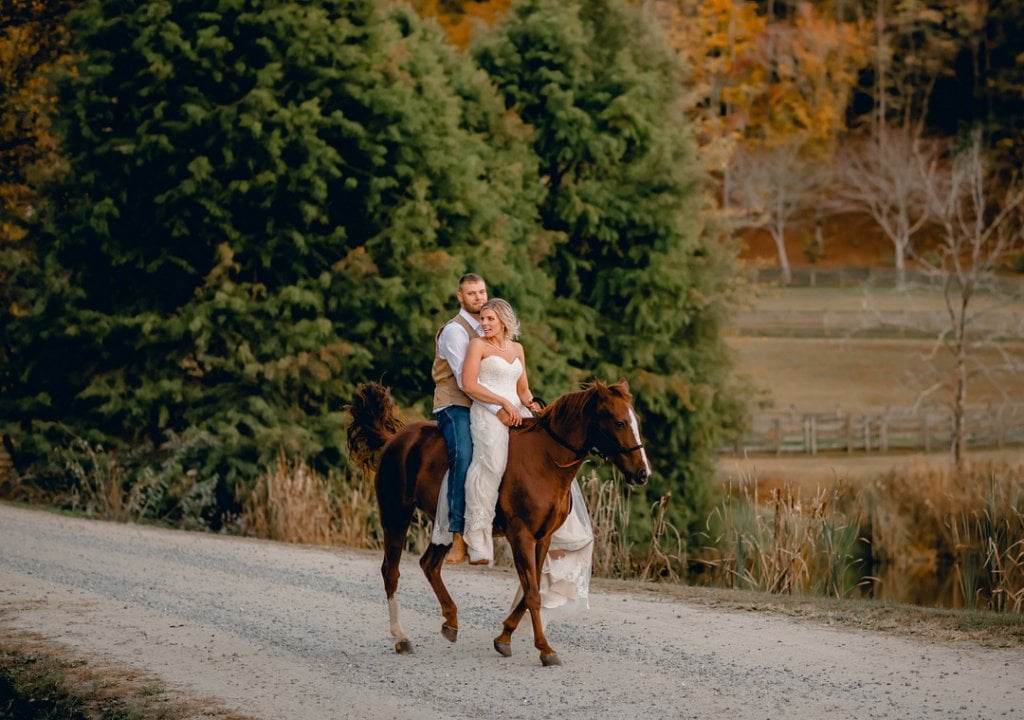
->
[753, 267, 1024, 295]
[731, 404, 1024, 456]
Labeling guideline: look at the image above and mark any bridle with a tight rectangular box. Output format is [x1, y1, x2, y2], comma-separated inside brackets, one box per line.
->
[538, 414, 646, 463]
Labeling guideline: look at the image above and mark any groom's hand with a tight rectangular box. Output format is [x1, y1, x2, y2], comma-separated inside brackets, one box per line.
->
[497, 408, 514, 427]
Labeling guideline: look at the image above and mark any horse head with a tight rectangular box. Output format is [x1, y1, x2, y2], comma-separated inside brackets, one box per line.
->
[589, 380, 651, 486]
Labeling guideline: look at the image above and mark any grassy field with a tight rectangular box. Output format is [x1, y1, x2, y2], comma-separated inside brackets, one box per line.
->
[728, 282, 1024, 415]
[727, 336, 1024, 415]
[748, 283, 1024, 314]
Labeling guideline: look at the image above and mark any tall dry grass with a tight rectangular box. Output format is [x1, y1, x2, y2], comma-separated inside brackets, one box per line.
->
[694, 474, 866, 598]
[241, 455, 381, 547]
[239, 461, 681, 580]
[859, 462, 1024, 611]
[238, 455, 1023, 612]
[701, 461, 1024, 611]
[56, 435, 217, 528]
[578, 471, 686, 581]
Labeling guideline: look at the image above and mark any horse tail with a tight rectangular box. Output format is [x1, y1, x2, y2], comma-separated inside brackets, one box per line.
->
[346, 382, 405, 474]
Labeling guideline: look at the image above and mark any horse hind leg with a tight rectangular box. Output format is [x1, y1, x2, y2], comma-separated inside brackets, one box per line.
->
[420, 543, 459, 643]
[382, 537, 414, 654]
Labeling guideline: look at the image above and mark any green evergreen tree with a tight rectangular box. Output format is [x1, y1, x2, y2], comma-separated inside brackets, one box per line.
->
[474, 0, 744, 533]
[0, 0, 554, 515]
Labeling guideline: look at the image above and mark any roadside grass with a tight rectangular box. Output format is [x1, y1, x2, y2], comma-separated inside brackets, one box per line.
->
[0, 626, 252, 720]
[703, 460, 1024, 612]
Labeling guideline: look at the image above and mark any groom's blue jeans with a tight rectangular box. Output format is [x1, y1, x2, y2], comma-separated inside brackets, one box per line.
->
[435, 405, 473, 535]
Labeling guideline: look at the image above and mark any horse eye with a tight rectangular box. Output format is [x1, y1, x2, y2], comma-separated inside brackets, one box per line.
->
[615, 420, 626, 429]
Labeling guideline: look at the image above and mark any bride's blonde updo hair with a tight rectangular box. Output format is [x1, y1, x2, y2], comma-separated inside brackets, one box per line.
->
[482, 298, 520, 340]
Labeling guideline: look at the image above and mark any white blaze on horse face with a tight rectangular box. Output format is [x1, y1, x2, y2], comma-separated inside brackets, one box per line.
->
[628, 407, 652, 476]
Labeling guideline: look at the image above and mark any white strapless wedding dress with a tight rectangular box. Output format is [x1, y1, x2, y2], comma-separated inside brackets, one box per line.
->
[463, 355, 593, 616]
[464, 355, 528, 562]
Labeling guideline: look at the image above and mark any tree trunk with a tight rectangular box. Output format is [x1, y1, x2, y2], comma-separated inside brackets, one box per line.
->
[771, 228, 792, 284]
[894, 241, 907, 289]
[953, 347, 967, 471]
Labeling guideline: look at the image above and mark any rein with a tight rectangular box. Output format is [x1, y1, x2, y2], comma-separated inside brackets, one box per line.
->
[538, 415, 646, 463]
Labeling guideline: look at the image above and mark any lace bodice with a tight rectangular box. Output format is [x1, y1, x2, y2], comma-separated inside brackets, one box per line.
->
[477, 355, 522, 403]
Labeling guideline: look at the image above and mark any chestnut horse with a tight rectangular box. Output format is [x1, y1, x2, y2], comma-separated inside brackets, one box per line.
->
[347, 380, 650, 667]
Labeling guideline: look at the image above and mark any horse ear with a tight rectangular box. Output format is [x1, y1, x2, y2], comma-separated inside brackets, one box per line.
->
[617, 378, 630, 392]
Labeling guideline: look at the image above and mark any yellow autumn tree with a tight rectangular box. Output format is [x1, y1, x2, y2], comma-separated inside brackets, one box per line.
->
[0, 0, 77, 244]
[410, 0, 513, 48]
[651, 0, 767, 172]
[654, 0, 866, 158]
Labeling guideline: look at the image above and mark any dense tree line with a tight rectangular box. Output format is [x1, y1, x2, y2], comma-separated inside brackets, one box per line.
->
[6, 0, 1019, 531]
[0, 0, 740, 534]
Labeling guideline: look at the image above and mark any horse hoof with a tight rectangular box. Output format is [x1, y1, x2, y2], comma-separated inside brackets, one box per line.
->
[493, 639, 512, 657]
[441, 624, 458, 643]
[541, 652, 561, 667]
[395, 639, 414, 654]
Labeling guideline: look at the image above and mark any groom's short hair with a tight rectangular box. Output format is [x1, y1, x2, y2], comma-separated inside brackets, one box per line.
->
[459, 272, 485, 287]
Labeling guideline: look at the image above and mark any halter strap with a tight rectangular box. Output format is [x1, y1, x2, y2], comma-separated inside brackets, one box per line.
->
[539, 416, 589, 462]
[594, 441, 646, 460]
[539, 416, 646, 462]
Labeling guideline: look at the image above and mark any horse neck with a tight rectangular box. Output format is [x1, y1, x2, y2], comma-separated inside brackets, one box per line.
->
[541, 388, 595, 462]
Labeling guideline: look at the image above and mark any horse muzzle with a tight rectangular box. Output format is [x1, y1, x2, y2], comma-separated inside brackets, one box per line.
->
[625, 467, 649, 486]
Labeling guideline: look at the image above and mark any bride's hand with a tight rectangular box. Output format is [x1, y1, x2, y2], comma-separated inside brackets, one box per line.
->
[503, 403, 522, 427]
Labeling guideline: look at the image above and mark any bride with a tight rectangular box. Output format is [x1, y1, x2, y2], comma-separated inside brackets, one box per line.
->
[461, 298, 594, 616]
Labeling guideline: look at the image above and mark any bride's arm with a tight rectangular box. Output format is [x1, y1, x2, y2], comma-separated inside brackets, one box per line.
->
[515, 343, 541, 413]
[463, 339, 523, 423]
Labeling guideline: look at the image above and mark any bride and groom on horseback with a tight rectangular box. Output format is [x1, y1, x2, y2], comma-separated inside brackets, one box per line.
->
[432, 272, 594, 615]
[347, 271, 649, 663]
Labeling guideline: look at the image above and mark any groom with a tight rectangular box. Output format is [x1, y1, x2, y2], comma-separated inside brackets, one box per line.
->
[432, 273, 488, 564]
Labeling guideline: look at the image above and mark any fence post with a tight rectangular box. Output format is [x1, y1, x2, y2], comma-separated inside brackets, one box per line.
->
[809, 416, 817, 455]
[845, 415, 853, 454]
[923, 414, 931, 453]
[774, 418, 782, 456]
[863, 416, 871, 452]
[997, 405, 1006, 449]
[880, 414, 889, 453]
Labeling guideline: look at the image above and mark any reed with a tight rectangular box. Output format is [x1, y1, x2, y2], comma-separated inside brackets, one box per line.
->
[231, 454, 1024, 612]
[857, 462, 1024, 610]
[694, 472, 865, 598]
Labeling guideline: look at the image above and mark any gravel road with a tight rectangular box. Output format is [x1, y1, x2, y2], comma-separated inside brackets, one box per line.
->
[2, 502, 1021, 720]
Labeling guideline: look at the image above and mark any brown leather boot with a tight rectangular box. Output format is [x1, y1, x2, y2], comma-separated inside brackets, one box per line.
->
[446, 532, 467, 564]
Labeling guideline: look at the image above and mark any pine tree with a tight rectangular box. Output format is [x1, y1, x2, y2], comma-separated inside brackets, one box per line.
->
[474, 0, 744, 532]
[1, 0, 552, 514]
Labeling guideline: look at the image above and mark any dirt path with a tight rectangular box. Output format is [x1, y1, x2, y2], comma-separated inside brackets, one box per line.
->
[1, 503, 1021, 720]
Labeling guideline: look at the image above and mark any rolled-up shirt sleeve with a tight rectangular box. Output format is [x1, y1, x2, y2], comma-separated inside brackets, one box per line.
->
[437, 322, 501, 414]
[437, 324, 471, 390]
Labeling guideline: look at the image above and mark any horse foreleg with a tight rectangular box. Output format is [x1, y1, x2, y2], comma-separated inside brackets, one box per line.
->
[493, 587, 528, 658]
[420, 543, 459, 643]
[529, 534, 560, 666]
[496, 530, 559, 666]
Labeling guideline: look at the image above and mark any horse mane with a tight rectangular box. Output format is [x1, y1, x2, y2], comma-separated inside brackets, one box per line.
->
[534, 380, 633, 428]
[536, 386, 596, 428]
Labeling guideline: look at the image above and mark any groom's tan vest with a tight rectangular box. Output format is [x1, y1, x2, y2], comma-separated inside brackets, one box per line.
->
[432, 313, 477, 411]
